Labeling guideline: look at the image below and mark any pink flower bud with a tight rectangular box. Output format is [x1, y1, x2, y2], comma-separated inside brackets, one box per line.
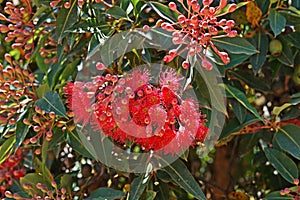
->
[192, 4, 200, 12]
[203, 0, 213, 6]
[228, 4, 237, 13]
[227, 30, 237, 37]
[219, 52, 230, 64]
[96, 62, 107, 70]
[168, 2, 177, 11]
[164, 55, 174, 63]
[219, 0, 227, 10]
[182, 61, 189, 69]
[143, 25, 150, 32]
[202, 58, 213, 70]
[226, 20, 235, 27]
[178, 15, 186, 23]
[64, 2, 70, 9]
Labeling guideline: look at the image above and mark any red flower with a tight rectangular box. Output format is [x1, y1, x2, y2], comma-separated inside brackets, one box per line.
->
[64, 68, 208, 155]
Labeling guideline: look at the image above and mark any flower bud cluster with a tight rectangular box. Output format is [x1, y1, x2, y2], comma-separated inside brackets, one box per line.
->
[23, 107, 74, 153]
[279, 178, 300, 198]
[0, 0, 35, 60]
[5, 181, 71, 200]
[162, 0, 237, 70]
[0, 149, 25, 197]
[0, 63, 37, 127]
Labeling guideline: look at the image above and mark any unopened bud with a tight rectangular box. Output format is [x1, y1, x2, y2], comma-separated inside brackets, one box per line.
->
[168, 2, 177, 11]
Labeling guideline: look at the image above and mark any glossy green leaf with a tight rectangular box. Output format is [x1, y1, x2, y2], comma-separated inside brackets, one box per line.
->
[129, 175, 148, 200]
[56, 0, 78, 43]
[263, 147, 298, 184]
[269, 9, 286, 37]
[265, 191, 293, 200]
[162, 159, 205, 200]
[87, 188, 124, 200]
[249, 30, 269, 72]
[223, 84, 263, 121]
[148, 2, 179, 23]
[229, 71, 270, 92]
[35, 91, 67, 118]
[274, 124, 300, 159]
[225, 54, 250, 69]
[14, 112, 30, 150]
[0, 136, 15, 164]
[211, 37, 258, 55]
[196, 62, 227, 114]
[106, 6, 128, 19]
[231, 99, 247, 124]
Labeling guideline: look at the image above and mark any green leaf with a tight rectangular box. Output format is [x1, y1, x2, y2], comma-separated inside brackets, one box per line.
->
[106, 6, 128, 19]
[129, 175, 148, 200]
[225, 54, 250, 69]
[87, 188, 124, 200]
[231, 99, 247, 124]
[285, 32, 300, 49]
[141, 190, 157, 200]
[223, 84, 263, 121]
[265, 191, 293, 200]
[14, 114, 30, 150]
[35, 91, 67, 118]
[229, 71, 271, 92]
[35, 53, 48, 73]
[154, 181, 170, 200]
[211, 37, 258, 55]
[268, 9, 286, 37]
[263, 147, 298, 184]
[59, 58, 80, 82]
[20, 173, 46, 196]
[292, 0, 300, 9]
[56, 0, 78, 43]
[66, 130, 94, 158]
[35, 158, 52, 187]
[161, 159, 205, 200]
[196, 62, 227, 114]
[148, 2, 179, 23]
[277, 36, 294, 67]
[219, 114, 260, 141]
[36, 84, 51, 99]
[60, 174, 73, 195]
[249, 30, 269, 72]
[274, 124, 300, 160]
[0, 136, 15, 164]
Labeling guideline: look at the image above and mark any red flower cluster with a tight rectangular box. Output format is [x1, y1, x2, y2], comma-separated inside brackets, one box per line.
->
[64, 68, 208, 155]
[162, 0, 237, 70]
[0, 149, 25, 197]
